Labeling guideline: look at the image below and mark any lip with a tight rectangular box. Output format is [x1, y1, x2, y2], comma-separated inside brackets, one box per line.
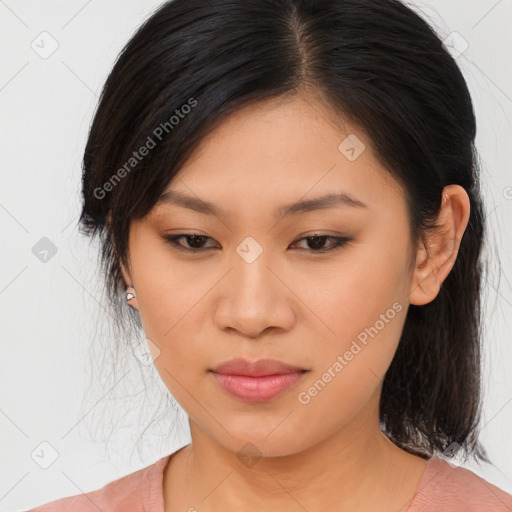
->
[209, 358, 309, 403]
[211, 357, 307, 377]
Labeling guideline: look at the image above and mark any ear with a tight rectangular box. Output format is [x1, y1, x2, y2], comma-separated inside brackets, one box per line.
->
[106, 211, 139, 311]
[409, 184, 471, 306]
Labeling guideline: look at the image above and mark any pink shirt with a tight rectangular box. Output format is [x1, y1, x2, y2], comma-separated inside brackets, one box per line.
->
[26, 449, 512, 511]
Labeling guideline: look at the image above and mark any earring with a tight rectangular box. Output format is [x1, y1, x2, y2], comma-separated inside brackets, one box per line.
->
[126, 287, 136, 301]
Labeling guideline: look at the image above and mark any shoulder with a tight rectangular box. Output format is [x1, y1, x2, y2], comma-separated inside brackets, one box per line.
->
[409, 456, 512, 512]
[25, 453, 171, 512]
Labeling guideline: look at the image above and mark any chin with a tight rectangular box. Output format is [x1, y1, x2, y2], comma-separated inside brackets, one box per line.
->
[214, 430, 313, 461]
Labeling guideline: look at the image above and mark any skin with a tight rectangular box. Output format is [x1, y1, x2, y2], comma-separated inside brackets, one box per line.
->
[118, 90, 470, 512]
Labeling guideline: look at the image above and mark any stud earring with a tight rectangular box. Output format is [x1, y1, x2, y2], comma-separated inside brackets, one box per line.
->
[126, 287, 136, 302]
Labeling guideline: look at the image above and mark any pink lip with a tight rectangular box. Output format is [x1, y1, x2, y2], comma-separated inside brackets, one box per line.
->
[211, 357, 306, 376]
[209, 358, 308, 402]
[211, 372, 307, 402]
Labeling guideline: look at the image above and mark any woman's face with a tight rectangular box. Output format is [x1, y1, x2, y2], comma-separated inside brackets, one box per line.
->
[121, 93, 420, 457]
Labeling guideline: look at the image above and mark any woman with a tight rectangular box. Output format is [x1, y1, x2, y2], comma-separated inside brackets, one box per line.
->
[28, 0, 512, 510]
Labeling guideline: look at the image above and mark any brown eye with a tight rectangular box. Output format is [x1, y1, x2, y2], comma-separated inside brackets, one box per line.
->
[290, 235, 352, 252]
[163, 234, 219, 251]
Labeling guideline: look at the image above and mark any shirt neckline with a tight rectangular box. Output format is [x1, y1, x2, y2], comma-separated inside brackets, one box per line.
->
[405, 456, 437, 511]
[144, 448, 437, 512]
[142, 445, 189, 512]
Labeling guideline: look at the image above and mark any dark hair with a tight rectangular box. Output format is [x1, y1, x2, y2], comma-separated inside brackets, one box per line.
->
[78, 0, 490, 463]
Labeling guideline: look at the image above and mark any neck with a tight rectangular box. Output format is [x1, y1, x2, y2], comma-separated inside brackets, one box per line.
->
[163, 391, 428, 512]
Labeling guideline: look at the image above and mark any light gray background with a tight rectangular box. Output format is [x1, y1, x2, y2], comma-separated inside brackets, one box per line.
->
[1, 1, 511, 510]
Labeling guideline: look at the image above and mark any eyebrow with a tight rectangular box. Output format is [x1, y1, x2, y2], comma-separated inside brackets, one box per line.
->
[156, 189, 368, 219]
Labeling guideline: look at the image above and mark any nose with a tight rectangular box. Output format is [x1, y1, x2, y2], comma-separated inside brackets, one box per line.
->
[213, 250, 296, 339]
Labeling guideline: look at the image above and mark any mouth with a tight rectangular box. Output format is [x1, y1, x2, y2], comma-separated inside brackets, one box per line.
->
[209, 358, 309, 403]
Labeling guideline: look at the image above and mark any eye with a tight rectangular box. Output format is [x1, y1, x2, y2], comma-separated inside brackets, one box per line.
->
[164, 234, 219, 251]
[163, 233, 352, 253]
[290, 234, 353, 252]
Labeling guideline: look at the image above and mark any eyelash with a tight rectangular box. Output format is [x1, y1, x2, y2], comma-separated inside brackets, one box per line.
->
[163, 233, 353, 254]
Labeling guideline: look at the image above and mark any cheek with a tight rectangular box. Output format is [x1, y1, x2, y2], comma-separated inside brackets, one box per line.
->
[136, 278, 210, 363]
[131, 235, 207, 334]
[291, 267, 408, 437]
[129, 242, 213, 385]
[292, 249, 409, 400]
[139, 288, 210, 412]
[300, 249, 408, 345]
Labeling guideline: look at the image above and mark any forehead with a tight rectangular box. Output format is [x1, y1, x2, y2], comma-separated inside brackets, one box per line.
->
[151, 93, 405, 221]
